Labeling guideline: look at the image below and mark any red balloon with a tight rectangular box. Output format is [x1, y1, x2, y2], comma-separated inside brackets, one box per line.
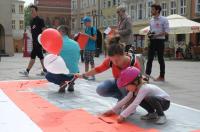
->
[40, 28, 63, 55]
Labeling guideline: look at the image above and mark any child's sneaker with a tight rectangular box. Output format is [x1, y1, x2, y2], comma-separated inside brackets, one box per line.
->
[141, 113, 158, 120]
[155, 115, 167, 125]
[19, 70, 29, 77]
[40, 71, 47, 76]
[88, 76, 95, 81]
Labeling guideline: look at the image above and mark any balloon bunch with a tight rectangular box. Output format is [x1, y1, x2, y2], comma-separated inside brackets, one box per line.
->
[38, 28, 68, 74]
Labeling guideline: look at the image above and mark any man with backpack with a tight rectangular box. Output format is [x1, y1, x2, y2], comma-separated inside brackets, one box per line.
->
[82, 16, 97, 80]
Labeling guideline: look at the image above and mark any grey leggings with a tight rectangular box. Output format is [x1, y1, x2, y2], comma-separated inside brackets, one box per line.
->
[140, 96, 170, 116]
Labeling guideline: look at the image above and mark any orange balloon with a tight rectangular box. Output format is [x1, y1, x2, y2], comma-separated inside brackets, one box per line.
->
[40, 28, 63, 55]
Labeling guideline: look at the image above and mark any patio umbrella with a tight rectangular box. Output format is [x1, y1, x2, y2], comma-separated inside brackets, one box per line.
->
[139, 14, 200, 35]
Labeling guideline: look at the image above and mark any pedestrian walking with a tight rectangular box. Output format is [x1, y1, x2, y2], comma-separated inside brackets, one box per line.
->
[19, 5, 47, 76]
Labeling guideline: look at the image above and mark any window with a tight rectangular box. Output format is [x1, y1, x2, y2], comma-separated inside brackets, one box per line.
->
[196, 0, 200, 13]
[80, 0, 83, 8]
[113, 15, 117, 25]
[19, 20, 24, 29]
[12, 20, 15, 29]
[180, 0, 186, 15]
[108, 1, 111, 7]
[162, 2, 167, 16]
[19, 5, 23, 14]
[137, 3, 143, 20]
[72, 0, 77, 9]
[130, 5, 136, 20]
[146, 1, 153, 18]
[12, 4, 15, 13]
[103, 0, 106, 8]
[117, 0, 121, 5]
[170, 0, 176, 14]
[176, 34, 185, 42]
[87, 0, 89, 7]
[72, 18, 75, 29]
[113, 0, 116, 6]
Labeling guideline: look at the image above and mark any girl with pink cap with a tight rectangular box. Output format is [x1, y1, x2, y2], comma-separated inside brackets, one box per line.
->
[102, 67, 170, 125]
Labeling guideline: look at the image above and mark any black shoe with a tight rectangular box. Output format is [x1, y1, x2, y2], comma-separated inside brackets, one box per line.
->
[58, 83, 68, 93]
[67, 84, 74, 92]
[143, 77, 149, 82]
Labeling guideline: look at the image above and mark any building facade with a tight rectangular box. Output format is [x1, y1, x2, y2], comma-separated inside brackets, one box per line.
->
[71, 0, 196, 56]
[71, 0, 101, 34]
[100, 0, 121, 30]
[0, 0, 14, 56]
[35, 0, 71, 29]
[190, 0, 200, 46]
[12, 0, 25, 53]
[71, 0, 122, 33]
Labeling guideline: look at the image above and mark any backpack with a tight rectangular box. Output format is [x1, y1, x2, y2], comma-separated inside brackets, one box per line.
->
[90, 27, 102, 57]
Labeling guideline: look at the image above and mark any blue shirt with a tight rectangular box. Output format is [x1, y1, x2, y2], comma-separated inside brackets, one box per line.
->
[84, 27, 97, 51]
[150, 15, 169, 39]
[60, 35, 80, 73]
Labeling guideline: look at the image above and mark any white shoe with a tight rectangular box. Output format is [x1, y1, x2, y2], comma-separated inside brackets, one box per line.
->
[141, 113, 158, 120]
[155, 115, 167, 125]
[19, 70, 29, 77]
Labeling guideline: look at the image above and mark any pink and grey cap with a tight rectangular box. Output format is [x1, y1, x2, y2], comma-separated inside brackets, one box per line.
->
[117, 67, 141, 88]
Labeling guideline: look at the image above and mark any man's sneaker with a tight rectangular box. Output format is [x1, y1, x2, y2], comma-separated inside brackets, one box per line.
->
[19, 70, 29, 77]
[141, 113, 158, 120]
[155, 115, 167, 125]
[67, 84, 74, 92]
[58, 82, 68, 93]
[155, 76, 165, 82]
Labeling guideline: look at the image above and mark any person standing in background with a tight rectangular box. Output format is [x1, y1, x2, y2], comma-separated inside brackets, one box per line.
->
[115, 5, 134, 53]
[82, 16, 97, 80]
[145, 4, 169, 82]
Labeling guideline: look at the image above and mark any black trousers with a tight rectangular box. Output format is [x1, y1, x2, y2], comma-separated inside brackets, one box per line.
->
[140, 96, 170, 116]
[146, 39, 165, 77]
[80, 50, 84, 62]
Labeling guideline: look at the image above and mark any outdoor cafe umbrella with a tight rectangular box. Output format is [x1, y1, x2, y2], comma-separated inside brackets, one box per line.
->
[139, 14, 200, 35]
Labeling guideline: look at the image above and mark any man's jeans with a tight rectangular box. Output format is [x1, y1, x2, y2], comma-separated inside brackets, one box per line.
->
[96, 79, 128, 101]
[45, 72, 74, 85]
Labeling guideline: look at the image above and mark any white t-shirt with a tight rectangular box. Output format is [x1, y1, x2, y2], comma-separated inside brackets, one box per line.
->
[112, 84, 170, 118]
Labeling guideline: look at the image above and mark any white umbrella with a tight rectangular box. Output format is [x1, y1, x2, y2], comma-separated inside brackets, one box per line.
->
[139, 14, 200, 35]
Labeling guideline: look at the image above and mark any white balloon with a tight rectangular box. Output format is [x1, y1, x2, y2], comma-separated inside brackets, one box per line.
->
[44, 54, 69, 74]
[38, 34, 42, 45]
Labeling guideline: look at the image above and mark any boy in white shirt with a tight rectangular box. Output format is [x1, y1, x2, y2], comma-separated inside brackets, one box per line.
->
[102, 67, 170, 125]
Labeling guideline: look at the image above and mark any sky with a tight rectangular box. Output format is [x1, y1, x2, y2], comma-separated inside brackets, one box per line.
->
[24, 0, 34, 6]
